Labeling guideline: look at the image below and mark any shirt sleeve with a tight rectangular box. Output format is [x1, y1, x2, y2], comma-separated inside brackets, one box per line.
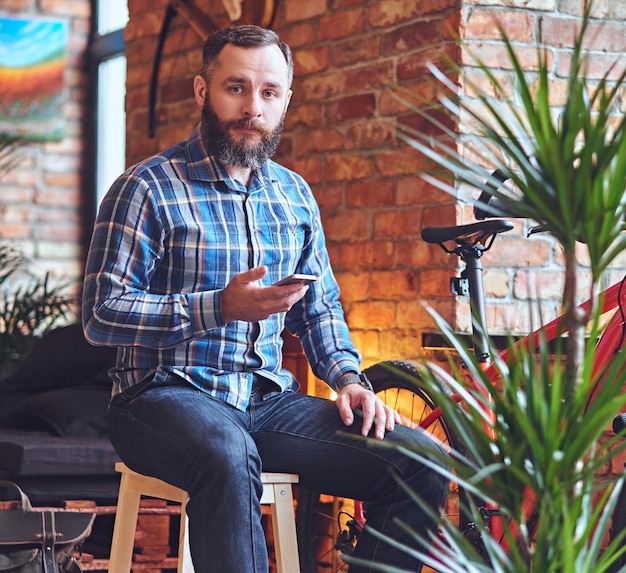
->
[82, 174, 225, 349]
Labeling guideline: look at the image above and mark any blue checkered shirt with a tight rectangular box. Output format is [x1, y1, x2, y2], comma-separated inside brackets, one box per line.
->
[82, 126, 361, 410]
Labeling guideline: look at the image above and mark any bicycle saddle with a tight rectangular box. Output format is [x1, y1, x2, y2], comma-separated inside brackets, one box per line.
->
[421, 219, 514, 246]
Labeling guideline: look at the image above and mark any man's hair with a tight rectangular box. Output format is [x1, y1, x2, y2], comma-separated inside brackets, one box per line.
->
[200, 25, 293, 87]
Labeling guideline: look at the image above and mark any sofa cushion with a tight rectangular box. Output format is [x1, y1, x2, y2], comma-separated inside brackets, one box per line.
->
[0, 387, 110, 438]
[1, 323, 115, 393]
[0, 429, 119, 477]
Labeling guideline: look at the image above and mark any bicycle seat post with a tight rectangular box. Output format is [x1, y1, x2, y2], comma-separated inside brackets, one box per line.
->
[461, 247, 490, 364]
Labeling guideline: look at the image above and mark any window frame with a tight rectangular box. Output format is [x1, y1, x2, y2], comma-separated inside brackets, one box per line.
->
[85, 1, 126, 230]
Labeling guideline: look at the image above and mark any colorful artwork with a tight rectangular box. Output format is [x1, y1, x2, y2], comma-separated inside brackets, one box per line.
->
[0, 17, 68, 141]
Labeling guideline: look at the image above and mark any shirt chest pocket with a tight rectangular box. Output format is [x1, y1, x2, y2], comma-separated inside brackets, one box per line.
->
[256, 223, 306, 271]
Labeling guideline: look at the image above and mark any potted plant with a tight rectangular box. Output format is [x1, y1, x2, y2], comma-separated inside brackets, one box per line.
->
[346, 3, 626, 572]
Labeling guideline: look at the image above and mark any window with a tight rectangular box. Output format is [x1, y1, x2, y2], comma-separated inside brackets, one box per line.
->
[88, 0, 128, 214]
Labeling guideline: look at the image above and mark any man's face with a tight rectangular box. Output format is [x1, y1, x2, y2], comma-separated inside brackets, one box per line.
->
[194, 44, 292, 169]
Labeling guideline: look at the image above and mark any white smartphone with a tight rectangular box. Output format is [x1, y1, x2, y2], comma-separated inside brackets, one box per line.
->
[274, 273, 318, 286]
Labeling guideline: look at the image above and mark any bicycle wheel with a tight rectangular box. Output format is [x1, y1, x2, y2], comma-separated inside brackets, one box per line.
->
[296, 360, 463, 573]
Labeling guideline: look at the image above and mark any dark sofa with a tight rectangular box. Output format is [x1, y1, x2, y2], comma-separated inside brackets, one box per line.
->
[0, 324, 121, 504]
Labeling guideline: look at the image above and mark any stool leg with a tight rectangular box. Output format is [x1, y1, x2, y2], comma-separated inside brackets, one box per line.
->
[178, 499, 194, 573]
[270, 483, 300, 573]
[109, 473, 142, 573]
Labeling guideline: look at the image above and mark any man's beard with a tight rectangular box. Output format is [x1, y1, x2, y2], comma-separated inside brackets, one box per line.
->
[200, 99, 284, 170]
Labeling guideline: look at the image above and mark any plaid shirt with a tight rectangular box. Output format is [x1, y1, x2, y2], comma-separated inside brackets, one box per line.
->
[82, 127, 361, 410]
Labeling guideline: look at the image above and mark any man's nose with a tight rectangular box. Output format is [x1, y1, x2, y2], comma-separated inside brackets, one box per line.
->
[242, 93, 263, 117]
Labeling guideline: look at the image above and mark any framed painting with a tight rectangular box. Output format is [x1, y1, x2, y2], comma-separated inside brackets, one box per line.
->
[0, 16, 69, 141]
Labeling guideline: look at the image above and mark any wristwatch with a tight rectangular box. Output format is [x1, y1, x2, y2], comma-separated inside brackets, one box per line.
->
[335, 372, 374, 392]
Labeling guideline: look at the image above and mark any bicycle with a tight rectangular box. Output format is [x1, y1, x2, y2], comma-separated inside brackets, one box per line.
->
[296, 182, 626, 573]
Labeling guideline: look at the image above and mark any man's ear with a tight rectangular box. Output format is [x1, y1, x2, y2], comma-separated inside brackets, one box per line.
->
[193, 75, 207, 107]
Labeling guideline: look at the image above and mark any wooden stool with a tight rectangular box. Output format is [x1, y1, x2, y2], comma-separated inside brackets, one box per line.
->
[108, 462, 300, 573]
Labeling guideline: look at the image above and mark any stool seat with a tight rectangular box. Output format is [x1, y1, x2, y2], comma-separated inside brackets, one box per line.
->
[108, 462, 300, 573]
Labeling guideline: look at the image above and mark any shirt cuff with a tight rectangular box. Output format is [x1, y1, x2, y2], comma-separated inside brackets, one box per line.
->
[188, 290, 226, 333]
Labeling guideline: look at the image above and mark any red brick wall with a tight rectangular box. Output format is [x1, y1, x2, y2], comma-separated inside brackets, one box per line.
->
[0, 0, 90, 297]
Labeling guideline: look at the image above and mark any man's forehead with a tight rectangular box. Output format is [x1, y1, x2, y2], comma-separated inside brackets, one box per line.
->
[213, 44, 289, 84]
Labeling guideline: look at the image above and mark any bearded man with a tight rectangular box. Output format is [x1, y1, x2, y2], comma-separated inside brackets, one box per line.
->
[82, 25, 446, 573]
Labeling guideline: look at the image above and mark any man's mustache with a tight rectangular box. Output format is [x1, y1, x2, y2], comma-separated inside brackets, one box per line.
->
[227, 118, 271, 137]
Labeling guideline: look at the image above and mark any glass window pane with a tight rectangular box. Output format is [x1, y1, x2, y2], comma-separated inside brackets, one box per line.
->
[98, 0, 129, 35]
[97, 55, 126, 206]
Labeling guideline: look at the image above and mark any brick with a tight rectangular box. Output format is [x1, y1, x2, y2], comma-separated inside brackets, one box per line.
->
[461, 42, 547, 71]
[33, 223, 82, 242]
[465, 9, 535, 42]
[279, 22, 317, 49]
[342, 61, 393, 93]
[284, 0, 327, 22]
[0, 205, 32, 224]
[326, 153, 376, 181]
[282, 157, 324, 184]
[34, 188, 81, 206]
[345, 180, 395, 208]
[397, 176, 453, 206]
[294, 46, 330, 76]
[335, 271, 371, 302]
[160, 77, 195, 104]
[43, 171, 81, 188]
[423, 0, 458, 13]
[346, 120, 396, 149]
[397, 43, 459, 81]
[482, 235, 551, 268]
[327, 93, 376, 122]
[513, 270, 566, 300]
[396, 299, 453, 331]
[294, 128, 344, 155]
[375, 148, 434, 177]
[483, 269, 511, 298]
[333, 36, 381, 68]
[0, 224, 31, 239]
[40, 0, 91, 17]
[347, 300, 397, 329]
[319, 7, 366, 41]
[333, 240, 396, 271]
[368, 0, 422, 28]
[395, 239, 453, 270]
[381, 20, 443, 57]
[374, 207, 423, 239]
[371, 270, 419, 299]
[350, 329, 381, 362]
[1, 0, 35, 8]
[313, 183, 343, 210]
[463, 0, 555, 8]
[299, 71, 345, 100]
[322, 209, 371, 242]
[284, 102, 323, 129]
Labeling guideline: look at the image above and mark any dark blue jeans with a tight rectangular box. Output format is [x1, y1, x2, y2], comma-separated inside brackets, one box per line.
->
[108, 371, 448, 573]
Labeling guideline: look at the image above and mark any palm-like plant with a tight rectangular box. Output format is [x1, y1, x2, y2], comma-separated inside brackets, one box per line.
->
[346, 4, 626, 572]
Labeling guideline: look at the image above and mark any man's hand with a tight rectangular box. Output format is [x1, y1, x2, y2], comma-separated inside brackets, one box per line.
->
[335, 383, 401, 440]
[222, 266, 309, 323]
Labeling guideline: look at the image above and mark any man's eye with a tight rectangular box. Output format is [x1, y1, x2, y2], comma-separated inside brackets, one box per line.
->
[230, 86, 242, 93]
[263, 90, 276, 98]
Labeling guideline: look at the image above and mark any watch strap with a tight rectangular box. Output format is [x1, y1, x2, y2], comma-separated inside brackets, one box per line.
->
[335, 372, 374, 392]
